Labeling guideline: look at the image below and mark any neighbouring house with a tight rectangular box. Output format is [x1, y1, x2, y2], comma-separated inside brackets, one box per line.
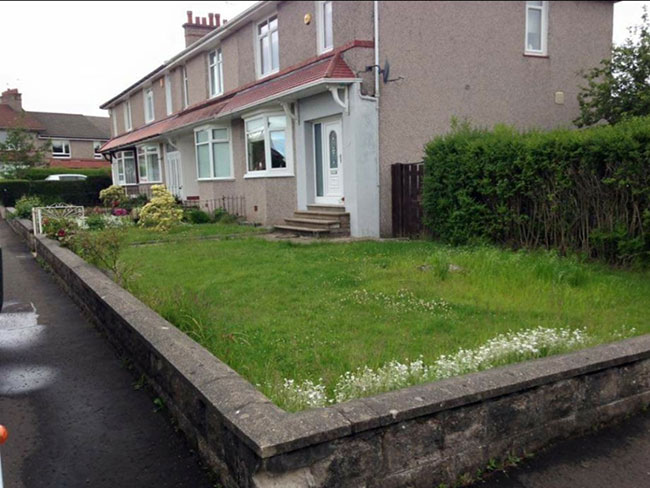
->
[0, 89, 111, 169]
[99, 1, 614, 237]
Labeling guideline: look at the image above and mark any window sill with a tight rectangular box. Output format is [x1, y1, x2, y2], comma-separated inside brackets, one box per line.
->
[52, 155, 71, 159]
[257, 69, 280, 81]
[138, 180, 163, 185]
[523, 52, 549, 58]
[197, 177, 235, 182]
[244, 172, 294, 179]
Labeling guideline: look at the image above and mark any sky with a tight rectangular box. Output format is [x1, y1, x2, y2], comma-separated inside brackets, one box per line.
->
[0, 1, 647, 118]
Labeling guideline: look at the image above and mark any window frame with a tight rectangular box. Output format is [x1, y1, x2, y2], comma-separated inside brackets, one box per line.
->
[124, 100, 133, 132]
[114, 150, 137, 186]
[93, 141, 103, 160]
[193, 123, 234, 181]
[110, 108, 117, 136]
[165, 74, 173, 116]
[316, 1, 333, 54]
[143, 87, 155, 123]
[136, 144, 162, 184]
[51, 139, 71, 159]
[208, 48, 224, 98]
[182, 65, 190, 108]
[524, 1, 549, 56]
[255, 14, 280, 79]
[243, 111, 293, 178]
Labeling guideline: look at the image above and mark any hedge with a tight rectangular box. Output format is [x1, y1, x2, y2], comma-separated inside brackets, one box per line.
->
[422, 117, 650, 265]
[17, 167, 111, 180]
[0, 175, 112, 207]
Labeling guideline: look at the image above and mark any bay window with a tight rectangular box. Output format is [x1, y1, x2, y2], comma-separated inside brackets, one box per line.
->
[209, 48, 224, 97]
[137, 145, 161, 183]
[114, 150, 137, 185]
[195, 125, 232, 179]
[525, 1, 548, 55]
[257, 15, 279, 77]
[245, 113, 290, 176]
[51, 139, 70, 158]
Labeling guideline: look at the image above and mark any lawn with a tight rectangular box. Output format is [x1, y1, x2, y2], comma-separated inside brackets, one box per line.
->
[122, 221, 266, 245]
[120, 237, 650, 410]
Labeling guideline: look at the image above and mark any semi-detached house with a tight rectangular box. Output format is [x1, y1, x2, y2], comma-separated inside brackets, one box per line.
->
[100, 1, 614, 237]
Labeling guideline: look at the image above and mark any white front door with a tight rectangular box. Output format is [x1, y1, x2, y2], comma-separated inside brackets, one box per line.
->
[165, 150, 184, 199]
[314, 118, 343, 205]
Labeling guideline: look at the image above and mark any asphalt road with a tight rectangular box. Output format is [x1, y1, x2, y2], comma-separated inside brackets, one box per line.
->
[0, 220, 214, 488]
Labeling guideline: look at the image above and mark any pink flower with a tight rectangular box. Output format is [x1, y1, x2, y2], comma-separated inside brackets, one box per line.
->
[57, 229, 66, 238]
[112, 208, 128, 216]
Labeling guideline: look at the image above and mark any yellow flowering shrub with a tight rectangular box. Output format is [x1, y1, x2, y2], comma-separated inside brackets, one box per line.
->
[99, 185, 127, 208]
[138, 185, 183, 231]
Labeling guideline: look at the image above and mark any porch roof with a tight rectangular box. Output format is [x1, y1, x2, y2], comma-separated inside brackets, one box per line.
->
[100, 41, 369, 154]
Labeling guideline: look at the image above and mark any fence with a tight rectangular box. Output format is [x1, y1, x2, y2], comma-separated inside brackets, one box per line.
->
[182, 196, 246, 218]
[32, 204, 85, 235]
[391, 162, 425, 237]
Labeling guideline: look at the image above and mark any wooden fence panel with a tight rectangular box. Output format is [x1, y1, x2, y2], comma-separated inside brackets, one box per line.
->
[391, 162, 424, 237]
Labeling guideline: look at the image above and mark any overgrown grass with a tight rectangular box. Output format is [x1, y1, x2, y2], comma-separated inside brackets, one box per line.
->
[121, 222, 266, 245]
[120, 238, 650, 410]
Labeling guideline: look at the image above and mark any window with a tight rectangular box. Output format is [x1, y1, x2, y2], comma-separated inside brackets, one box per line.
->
[195, 126, 232, 179]
[114, 150, 137, 185]
[124, 100, 132, 131]
[93, 141, 103, 160]
[165, 74, 173, 115]
[110, 109, 117, 136]
[144, 88, 155, 123]
[182, 65, 189, 108]
[245, 114, 289, 175]
[257, 15, 279, 77]
[209, 49, 224, 97]
[317, 1, 333, 53]
[51, 139, 71, 159]
[525, 1, 548, 55]
[137, 145, 161, 183]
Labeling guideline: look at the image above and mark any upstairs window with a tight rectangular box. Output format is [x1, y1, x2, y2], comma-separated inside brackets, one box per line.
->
[317, 1, 333, 53]
[245, 114, 289, 175]
[137, 145, 161, 183]
[195, 125, 232, 180]
[144, 88, 155, 123]
[124, 100, 132, 131]
[525, 1, 548, 55]
[182, 65, 189, 108]
[257, 15, 279, 77]
[209, 48, 224, 97]
[165, 74, 173, 115]
[110, 109, 117, 136]
[93, 141, 103, 159]
[51, 139, 70, 159]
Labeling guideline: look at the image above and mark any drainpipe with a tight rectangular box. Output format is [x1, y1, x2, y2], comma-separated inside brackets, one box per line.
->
[374, 0, 380, 98]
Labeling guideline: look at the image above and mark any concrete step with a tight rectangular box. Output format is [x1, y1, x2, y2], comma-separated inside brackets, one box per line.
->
[294, 210, 349, 219]
[284, 217, 341, 229]
[307, 204, 346, 213]
[273, 225, 331, 236]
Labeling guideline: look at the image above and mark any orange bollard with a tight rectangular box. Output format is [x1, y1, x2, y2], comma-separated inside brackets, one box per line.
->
[0, 424, 7, 488]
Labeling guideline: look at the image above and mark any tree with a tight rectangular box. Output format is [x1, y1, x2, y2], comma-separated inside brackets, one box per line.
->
[574, 8, 650, 127]
[0, 125, 49, 177]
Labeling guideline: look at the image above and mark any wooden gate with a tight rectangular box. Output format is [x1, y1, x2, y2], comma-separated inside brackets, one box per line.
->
[391, 162, 424, 237]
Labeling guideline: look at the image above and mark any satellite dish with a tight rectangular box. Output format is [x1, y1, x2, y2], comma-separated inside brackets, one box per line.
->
[382, 61, 390, 84]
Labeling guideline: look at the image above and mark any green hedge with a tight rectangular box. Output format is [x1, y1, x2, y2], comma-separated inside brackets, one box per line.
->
[422, 117, 650, 265]
[0, 175, 112, 207]
[17, 167, 111, 180]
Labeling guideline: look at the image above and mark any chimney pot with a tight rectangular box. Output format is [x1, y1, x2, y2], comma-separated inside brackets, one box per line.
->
[195, 16, 200, 24]
[202, 17, 207, 25]
[215, 13, 221, 27]
[223, 19, 228, 24]
[208, 13, 214, 26]
[186, 11, 193, 24]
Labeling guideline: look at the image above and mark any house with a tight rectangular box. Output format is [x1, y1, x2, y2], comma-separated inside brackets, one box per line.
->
[99, 1, 614, 237]
[0, 89, 111, 169]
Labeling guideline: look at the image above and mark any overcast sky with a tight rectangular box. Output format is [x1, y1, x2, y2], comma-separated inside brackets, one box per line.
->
[0, 1, 647, 117]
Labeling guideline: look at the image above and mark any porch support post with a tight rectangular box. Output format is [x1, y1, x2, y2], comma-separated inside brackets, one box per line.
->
[327, 85, 349, 113]
[280, 102, 298, 122]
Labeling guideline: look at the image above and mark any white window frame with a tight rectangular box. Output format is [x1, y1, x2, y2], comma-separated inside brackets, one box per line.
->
[93, 141, 103, 160]
[524, 1, 549, 56]
[144, 87, 155, 123]
[182, 65, 189, 108]
[165, 74, 173, 116]
[110, 108, 117, 136]
[124, 100, 133, 132]
[114, 150, 137, 186]
[316, 1, 333, 54]
[244, 111, 293, 178]
[51, 139, 71, 159]
[136, 144, 162, 184]
[208, 48, 224, 98]
[256, 14, 279, 79]
[194, 124, 234, 181]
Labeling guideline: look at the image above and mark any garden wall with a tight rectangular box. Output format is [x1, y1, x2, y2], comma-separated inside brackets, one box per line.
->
[4, 212, 650, 488]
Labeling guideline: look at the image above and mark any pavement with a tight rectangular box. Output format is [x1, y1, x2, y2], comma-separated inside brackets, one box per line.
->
[0, 220, 214, 488]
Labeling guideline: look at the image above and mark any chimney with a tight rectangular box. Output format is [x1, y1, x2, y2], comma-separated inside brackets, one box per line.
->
[183, 10, 219, 47]
[1, 88, 22, 111]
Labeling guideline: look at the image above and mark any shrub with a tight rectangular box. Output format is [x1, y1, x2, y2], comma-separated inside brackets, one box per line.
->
[99, 185, 127, 208]
[68, 229, 132, 286]
[213, 207, 238, 224]
[85, 213, 106, 231]
[185, 208, 211, 224]
[138, 185, 183, 231]
[121, 193, 149, 211]
[14, 195, 42, 219]
[17, 167, 111, 180]
[0, 176, 112, 207]
[42, 217, 80, 242]
[422, 117, 650, 266]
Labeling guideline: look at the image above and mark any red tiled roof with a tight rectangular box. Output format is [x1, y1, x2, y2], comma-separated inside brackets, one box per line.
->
[50, 158, 111, 169]
[101, 41, 371, 153]
[0, 104, 45, 130]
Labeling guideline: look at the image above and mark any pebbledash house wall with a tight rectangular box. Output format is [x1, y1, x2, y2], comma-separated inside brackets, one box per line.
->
[376, 0, 614, 235]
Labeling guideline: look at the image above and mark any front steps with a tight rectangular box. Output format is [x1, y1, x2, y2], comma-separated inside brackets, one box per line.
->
[274, 204, 350, 237]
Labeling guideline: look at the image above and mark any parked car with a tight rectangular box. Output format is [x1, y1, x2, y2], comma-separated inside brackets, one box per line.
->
[44, 174, 87, 181]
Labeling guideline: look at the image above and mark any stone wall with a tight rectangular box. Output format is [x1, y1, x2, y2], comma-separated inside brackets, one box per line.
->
[4, 211, 650, 488]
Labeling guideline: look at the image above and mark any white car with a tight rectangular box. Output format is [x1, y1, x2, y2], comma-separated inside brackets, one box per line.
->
[44, 174, 88, 181]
